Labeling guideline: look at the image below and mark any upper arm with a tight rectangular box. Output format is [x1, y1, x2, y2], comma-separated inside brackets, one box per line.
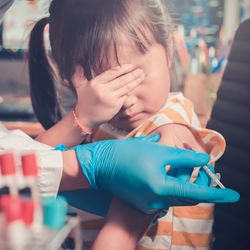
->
[153, 123, 206, 153]
[153, 124, 207, 183]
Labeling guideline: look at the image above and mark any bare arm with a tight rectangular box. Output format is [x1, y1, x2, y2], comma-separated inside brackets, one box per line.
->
[36, 65, 144, 148]
[92, 198, 154, 250]
[36, 111, 91, 191]
[36, 111, 87, 148]
[154, 123, 206, 152]
[59, 149, 90, 191]
[92, 124, 206, 250]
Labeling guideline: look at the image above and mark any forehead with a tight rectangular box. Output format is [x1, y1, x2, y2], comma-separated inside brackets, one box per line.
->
[106, 36, 151, 68]
[117, 41, 142, 61]
[99, 27, 155, 67]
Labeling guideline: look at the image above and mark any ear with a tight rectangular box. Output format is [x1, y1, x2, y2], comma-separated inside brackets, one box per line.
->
[72, 65, 88, 89]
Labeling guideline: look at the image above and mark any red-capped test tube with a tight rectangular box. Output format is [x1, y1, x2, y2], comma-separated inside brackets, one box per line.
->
[21, 153, 42, 234]
[2, 196, 29, 250]
[0, 175, 10, 243]
[21, 153, 39, 199]
[0, 153, 18, 195]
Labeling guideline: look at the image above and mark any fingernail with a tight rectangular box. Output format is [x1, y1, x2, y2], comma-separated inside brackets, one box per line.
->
[183, 142, 192, 150]
[165, 165, 171, 172]
[134, 69, 144, 76]
[139, 73, 145, 80]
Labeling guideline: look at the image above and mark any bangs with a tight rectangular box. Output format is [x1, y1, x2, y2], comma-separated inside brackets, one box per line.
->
[52, 0, 172, 81]
[83, 1, 159, 78]
[88, 23, 154, 77]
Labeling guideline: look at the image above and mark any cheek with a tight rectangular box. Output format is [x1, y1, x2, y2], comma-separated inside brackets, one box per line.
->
[140, 81, 170, 112]
[134, 67, 171, 111]
[153, 85, 169, 108]
[150, 73, 170, 100]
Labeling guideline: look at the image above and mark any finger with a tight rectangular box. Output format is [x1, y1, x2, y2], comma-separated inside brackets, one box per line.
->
[109, 69, 145, 91]
[194, 164, 215, 186]
[125, 134, 161, 143]
[169, 167, 194, 182]
[194, 169, 210, 186]
[72, 65, 88, 89]
[116, 74, 145, 97]
[159, 146, 210, 168]
[93, 64, 134, 84]
[166, 178, 240, 204]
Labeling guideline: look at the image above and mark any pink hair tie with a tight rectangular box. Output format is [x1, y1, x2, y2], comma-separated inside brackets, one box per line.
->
[72, 107, 93, 135]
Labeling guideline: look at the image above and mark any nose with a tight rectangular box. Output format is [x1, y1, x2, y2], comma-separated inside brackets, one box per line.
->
[123, 95, 137, 109]
[123, 95, 137, 115]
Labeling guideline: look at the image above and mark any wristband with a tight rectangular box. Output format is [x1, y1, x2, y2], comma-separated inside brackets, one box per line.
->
[72, 107, 93, 135]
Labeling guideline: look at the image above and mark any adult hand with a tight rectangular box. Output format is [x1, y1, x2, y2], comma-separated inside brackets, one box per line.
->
[59, 134, 239, 215]
[60, 165, 216, 217]
[72, 64, 145, 130]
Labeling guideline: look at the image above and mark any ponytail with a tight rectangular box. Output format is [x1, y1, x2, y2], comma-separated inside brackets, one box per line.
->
[29, 17, 62, 129]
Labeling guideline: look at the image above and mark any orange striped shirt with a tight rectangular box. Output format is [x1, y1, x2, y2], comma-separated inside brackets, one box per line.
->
[80, 92, 225, 250]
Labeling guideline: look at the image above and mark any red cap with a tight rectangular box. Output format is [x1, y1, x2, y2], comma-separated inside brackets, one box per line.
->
[22, 200, 35, 226]
[21, 153, 39, 177]
[2, 196, 22, 223]
[0, 153, 16, 176]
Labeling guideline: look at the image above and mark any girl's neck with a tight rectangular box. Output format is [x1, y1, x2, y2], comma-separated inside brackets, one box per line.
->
[91, 123, 129, 142]
[105, 123, 129, 136]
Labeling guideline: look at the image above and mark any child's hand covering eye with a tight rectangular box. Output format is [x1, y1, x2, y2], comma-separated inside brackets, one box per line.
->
[72, 64, 145, 130]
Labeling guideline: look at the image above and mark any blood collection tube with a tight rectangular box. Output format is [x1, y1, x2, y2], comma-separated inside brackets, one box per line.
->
[0, 153, 18, 195]
[21, 153, 39, 197]
[2, 196, 29, 250]
[20, 153, 43, 235]
[0, 163, 11, 246]
[0, 175, 10, 246]
[22, 199, 36, 227]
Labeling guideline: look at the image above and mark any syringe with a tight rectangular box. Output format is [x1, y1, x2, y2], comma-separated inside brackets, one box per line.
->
[203, 165, 225, 189]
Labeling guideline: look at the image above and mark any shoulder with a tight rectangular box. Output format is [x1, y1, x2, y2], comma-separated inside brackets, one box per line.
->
[153, 124, 206, 153]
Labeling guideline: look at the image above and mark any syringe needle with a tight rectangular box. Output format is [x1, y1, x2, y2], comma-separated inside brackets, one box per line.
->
[203, 165, 225, 189]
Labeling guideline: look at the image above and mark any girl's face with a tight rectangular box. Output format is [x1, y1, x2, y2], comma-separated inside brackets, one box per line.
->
[105, 39, 171, 132]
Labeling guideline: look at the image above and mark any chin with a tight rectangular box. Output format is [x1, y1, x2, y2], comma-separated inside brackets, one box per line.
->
[111, 119, 144, 132]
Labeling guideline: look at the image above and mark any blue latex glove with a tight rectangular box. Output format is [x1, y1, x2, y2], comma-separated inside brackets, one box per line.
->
[59, 134, 240, 214]
[60, 165, 215, 216]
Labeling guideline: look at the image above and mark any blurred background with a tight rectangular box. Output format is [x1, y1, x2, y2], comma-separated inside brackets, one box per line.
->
[0, 0, 249, 136]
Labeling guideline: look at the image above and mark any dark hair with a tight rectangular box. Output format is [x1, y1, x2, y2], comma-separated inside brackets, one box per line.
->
[29, 0, 173, 129]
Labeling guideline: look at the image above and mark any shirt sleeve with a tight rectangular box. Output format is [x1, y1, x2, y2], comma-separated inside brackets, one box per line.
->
[0, 0, 14, 21]
[36, 150, 63, 197]
[0, 123, 63, 197]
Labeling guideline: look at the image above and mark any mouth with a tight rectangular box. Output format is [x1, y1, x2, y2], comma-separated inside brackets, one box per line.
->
[128, 114, 142, 122]
[109, 112, 145, 131]
[117, 112, 142, 122]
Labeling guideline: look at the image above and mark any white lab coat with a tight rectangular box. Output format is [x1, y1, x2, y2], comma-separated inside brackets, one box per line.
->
[0, 0, 62, 197]
[0, 122, 63, 197]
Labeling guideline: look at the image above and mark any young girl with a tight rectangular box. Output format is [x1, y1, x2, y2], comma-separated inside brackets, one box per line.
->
[29, 0, 226, 249]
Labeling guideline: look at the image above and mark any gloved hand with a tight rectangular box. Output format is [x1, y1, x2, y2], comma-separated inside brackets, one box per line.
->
[59, 134, 240, 214]
[60, 164, 216, 217]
